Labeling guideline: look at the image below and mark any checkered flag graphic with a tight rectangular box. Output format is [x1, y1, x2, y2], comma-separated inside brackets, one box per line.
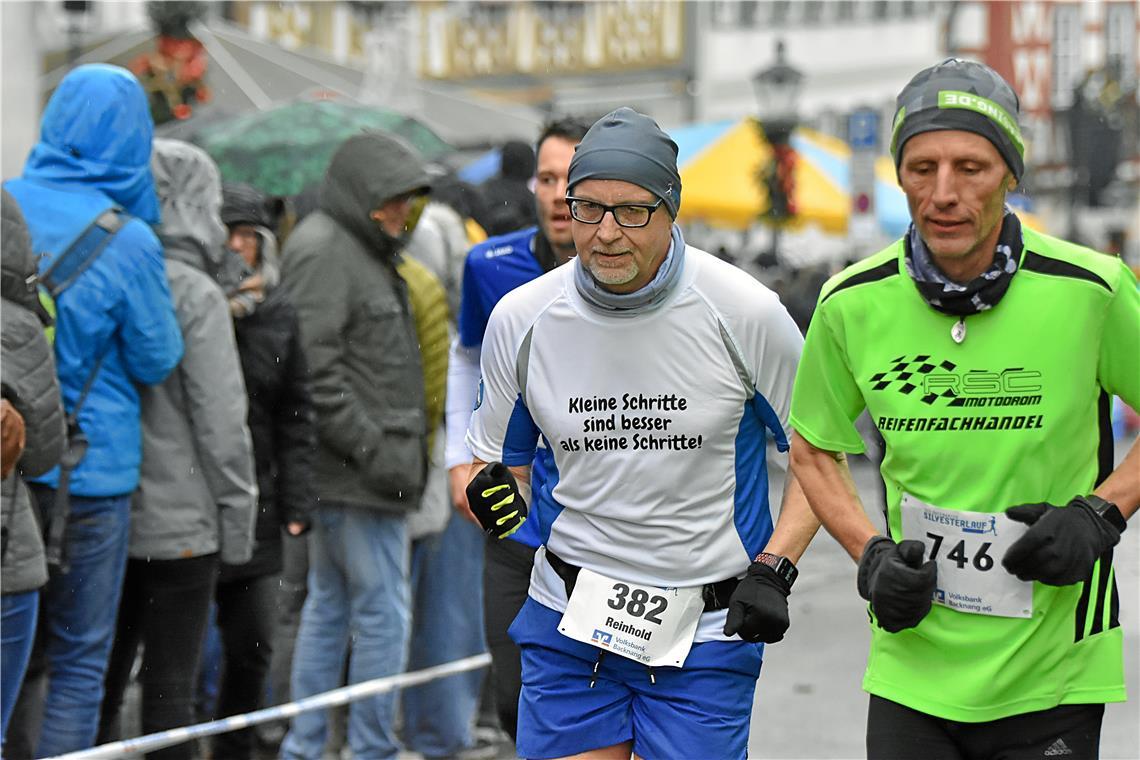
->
[868, 355, 958, 405]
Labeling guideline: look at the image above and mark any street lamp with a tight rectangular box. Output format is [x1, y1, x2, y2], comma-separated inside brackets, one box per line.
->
[63, 1, 92, 68]
[751, 39, 804, 266]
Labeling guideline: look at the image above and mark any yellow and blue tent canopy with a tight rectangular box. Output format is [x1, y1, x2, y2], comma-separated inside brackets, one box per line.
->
[670, 117, 1045, 236]
[670, 117, 911, 237]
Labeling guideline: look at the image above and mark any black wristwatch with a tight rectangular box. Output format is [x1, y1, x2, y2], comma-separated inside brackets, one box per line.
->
[1081, 494, 1127, 533]
[754, 552, 799, 588]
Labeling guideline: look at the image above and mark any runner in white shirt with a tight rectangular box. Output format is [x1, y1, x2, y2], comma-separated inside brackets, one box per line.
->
[464, 107, 820, 760]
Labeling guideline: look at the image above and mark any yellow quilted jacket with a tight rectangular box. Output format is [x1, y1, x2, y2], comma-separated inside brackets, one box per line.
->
[396, 254, 450, 452]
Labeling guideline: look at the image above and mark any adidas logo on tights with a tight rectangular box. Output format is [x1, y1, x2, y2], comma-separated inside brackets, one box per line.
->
[1044, 738, 1073, 756]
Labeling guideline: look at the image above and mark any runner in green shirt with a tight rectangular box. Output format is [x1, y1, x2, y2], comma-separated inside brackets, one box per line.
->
[790, 58, 1139, 760]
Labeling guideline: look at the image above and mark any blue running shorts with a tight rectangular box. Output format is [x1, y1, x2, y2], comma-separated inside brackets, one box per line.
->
[508, 596, 764, 760]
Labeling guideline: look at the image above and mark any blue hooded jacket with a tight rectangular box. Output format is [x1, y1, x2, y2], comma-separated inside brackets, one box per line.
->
[4, 64, 183, 498]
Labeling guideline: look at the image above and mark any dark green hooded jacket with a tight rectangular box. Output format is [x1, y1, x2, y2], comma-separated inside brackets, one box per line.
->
[281, 133, 431, 513]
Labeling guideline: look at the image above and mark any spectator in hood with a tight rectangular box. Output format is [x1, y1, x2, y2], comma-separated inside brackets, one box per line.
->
[3, 64, 183, 758]
[280, 132, 431, 760]
[477, 140, 537, 236]
[97, 139, 257, 760]
[1, 190, 66, 744]
[220, 182, 285, 317]
[205, 182, 316, 760]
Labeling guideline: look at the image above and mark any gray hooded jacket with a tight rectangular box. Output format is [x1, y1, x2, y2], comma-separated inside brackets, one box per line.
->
[1, 190, 66, 594]
[130, 139, 257, 563]
[282, 132, 431, 513]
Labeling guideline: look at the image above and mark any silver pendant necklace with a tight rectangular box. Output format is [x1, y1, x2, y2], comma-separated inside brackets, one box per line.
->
[951, 317, 967, 344]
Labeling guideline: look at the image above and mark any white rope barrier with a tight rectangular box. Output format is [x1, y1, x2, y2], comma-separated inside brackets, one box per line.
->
[47, 653, 491, 760]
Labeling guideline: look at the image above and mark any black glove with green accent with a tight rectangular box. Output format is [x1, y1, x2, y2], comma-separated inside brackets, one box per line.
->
[1002, 496, 1124, 586]
[466, 462, 528, 539]
[857, 536, 936, 633]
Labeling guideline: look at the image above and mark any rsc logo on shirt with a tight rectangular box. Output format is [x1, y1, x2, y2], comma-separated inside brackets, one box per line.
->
[868, 354, 1042, 408]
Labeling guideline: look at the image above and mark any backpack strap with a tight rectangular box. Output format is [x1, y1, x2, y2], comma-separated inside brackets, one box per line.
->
[39, 207, 127, 298]
[40, 206, 130, 574]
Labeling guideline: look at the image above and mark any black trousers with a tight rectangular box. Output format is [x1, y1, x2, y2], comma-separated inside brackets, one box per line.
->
[867, 694, 1105, 760]
[481, 537, 535, 742]
[211, 572, 277, 759]
[98, 554, 218, 760]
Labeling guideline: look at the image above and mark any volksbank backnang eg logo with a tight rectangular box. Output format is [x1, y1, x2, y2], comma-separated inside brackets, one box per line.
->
[868, 355, 1043, 407]
[591, 629, 612, 646]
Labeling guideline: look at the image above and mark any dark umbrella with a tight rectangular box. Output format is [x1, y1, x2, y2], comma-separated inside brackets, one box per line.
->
[193, 99, 453, 196]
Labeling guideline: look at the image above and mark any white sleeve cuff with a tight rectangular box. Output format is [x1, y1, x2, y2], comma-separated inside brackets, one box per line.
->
[445, 339, 482, 469]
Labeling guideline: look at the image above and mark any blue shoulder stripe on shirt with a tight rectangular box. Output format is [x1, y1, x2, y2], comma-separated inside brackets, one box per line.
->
[751, 391, 789, 452]
[502, 395, 540, 467]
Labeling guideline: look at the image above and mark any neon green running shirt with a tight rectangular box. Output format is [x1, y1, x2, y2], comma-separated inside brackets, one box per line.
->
[790, 226, 1140, 722]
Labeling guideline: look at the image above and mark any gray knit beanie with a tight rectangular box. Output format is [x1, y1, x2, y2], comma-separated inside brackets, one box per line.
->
[891, 58, 1025, 181]
[567, 107, 681, 218]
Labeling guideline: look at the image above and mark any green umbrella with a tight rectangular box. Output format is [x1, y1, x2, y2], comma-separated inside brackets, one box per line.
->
[193, 99, 452, 197]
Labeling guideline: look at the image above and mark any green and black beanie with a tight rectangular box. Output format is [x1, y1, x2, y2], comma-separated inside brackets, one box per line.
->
[891, 58, 1025, 181]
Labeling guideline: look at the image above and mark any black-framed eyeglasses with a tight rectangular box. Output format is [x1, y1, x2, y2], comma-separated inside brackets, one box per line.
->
[565, 196, 664, 228]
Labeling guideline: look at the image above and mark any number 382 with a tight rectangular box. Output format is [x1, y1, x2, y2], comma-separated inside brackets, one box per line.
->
[608, 583, 668, 625]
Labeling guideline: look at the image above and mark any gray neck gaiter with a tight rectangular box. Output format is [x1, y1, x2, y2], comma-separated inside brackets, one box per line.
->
[574, 223, 686, 315]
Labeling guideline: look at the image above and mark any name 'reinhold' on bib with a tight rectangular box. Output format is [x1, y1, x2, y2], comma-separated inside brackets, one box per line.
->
[558, 567, 706, 667]
[901, 493, 1033, 619]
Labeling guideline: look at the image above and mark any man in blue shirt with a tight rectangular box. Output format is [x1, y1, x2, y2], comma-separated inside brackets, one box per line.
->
[444, 116, 591, 740]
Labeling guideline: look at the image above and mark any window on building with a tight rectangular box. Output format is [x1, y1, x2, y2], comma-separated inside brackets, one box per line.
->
[768, 0, 790, 26]
[1105, 1, 1137, 90]
[1052, 4, 1082, 109]
[739, 0, 760, 27]
[802, 1, 825, 23]
[710, 0, 738, 28]
[835, 1, 855, 22]
[872, 1, 890, 20]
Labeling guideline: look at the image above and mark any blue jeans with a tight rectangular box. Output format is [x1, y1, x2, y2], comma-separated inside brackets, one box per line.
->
[402, 513, 487, 758]
[30, 489, 131, 757]
[1, 591, 39, 741]
[195, 602, 223, 722]
[281, 506, 410, 760]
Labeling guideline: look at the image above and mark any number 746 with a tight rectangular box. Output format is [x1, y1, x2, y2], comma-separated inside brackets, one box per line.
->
[926, 532, 994, 571]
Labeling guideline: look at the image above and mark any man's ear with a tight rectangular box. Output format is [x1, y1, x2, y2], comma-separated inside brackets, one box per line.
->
[1007, 176, 1018, 192]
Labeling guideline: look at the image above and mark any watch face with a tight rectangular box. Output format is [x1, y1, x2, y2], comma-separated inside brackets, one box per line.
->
[1087, 497, 1127, 533]
[756, 553, 798, 587]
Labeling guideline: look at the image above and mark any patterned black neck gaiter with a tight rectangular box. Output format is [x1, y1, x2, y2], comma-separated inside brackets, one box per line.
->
[905, 210, 1023, 317]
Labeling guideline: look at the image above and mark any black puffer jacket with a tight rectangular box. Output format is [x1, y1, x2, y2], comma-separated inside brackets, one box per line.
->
[221, 286, 316, 582]
[1, 189, 65, 595]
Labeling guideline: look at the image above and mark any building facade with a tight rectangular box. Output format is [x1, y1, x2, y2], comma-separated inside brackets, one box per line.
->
[949, 0, 1139, 257]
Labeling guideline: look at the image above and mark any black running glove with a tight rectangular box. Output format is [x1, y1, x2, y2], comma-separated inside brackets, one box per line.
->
[723, 562, 791, 643]
[857, 536, 936, 633]
[465, 462, 528, 539]
[1002, 497, 1124, 586]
